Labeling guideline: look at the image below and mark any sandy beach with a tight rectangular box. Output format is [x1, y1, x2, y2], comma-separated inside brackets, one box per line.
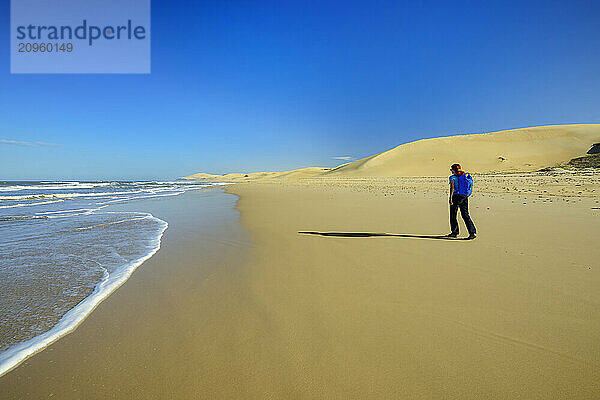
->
[1, 171, 599, 398]
[4, 0, 600, 396]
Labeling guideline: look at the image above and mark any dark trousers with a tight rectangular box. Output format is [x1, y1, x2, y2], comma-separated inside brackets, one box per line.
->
[450, 194, 476, 235]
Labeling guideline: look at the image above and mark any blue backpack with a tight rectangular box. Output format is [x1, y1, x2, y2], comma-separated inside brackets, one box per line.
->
[457, 173, 473, 195]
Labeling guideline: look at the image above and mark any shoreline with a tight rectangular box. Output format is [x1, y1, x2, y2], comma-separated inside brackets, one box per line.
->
[1, 177, 599, 398]
[0, 187, 251, 398]
[0, 213, 168, 378]
[0, 181, 225, 376]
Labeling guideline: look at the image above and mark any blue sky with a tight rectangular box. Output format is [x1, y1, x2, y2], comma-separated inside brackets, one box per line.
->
[1, 0, 599, 180]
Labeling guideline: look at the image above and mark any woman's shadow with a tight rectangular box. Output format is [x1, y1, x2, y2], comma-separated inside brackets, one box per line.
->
[298, 231, 470, 240]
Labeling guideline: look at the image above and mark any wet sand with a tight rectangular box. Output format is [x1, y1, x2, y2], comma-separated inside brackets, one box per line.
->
[2, 176, 600, 398]
[0, 188, 253, 398]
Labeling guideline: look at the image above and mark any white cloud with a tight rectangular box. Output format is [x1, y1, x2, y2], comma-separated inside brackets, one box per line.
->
[332, 156, 354, 161]
[0, 139, 61, 147]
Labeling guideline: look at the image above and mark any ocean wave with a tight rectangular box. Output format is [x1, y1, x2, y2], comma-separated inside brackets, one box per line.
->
[0, 200, 65, 208]
[75, 215, 149, 230]
[0, 182, 112, 192]
[0, 180, 227, 377]
[0, 190, 145, 201]
[0, 181, 221, 194]
[34, 208, 93, 215]
[0, 215, 49, 221]
[93, 191, 187, 205]
[0, 214, 168, 377]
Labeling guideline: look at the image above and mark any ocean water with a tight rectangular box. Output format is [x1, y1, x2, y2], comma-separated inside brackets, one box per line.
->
[0, 180, 221, 375]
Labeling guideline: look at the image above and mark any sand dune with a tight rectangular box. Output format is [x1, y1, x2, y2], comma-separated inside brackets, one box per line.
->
[328, 124, 600, 176]
[183, 124, 600, 181]
[183, 167, 332, 182]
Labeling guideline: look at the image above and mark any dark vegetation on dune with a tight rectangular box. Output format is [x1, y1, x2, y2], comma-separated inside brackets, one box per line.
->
[568, 154, 600, 168]
[566, 145, 600, 168]
[587, 143, 600, 154]
[539, 145, 600, 171]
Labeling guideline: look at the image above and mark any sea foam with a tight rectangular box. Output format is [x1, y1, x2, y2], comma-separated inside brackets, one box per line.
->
[0, 214, 168, 377]
[0, 180, 222, 377]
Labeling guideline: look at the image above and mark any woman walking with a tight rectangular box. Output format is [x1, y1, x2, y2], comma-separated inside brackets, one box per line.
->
[448, 163, 477, 239]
